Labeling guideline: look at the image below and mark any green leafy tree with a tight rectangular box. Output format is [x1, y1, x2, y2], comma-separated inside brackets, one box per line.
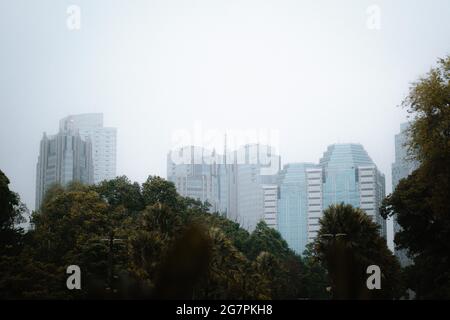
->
[93, 176, 144, 213]
[1, 174, 363, 300]
[0, 251, 67, 299]
[381, 56, 450, 299]
[300, 243, 330, 299]
[153, 224, 212, 299]
[245, 221, 307, 299]
[30, 183, 132, 298]
[315, 203, 403, 299]
[246, 221, 291, 260]
[32, 187, 109, 263]
[0, 169, 27, 256]
[193, 227, 270, 299]
[142, 176, 180, 210]
[128, 201, 185, 297]
[188, 210, 251, 253]
[254, 251, 291, 299]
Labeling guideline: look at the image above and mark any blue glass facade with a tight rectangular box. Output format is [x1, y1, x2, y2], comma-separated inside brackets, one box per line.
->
[320, 144, 373, 210]
[278, 163, 317, 255]
[311, 143, 387, 240]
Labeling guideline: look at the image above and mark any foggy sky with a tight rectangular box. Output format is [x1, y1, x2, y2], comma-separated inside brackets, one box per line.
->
[1, 0, 450, 250]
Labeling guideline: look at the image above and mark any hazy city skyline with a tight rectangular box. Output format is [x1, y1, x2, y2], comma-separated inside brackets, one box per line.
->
[1, 1, 450, 251]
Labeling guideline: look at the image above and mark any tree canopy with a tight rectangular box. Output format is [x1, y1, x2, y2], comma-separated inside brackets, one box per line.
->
[0, 174, 329, 299]
[0, 169, 27, 256]
[315, 203, 404, 299]
[381, 56, 450, 299]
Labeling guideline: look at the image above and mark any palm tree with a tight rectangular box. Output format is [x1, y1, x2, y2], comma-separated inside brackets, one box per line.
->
[314, 203, 403, 299]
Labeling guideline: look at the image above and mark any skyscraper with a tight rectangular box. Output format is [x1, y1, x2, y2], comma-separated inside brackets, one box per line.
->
[392, 123, 417, 267]
[232, 144, 280, 231]
[262, 184, 278, 229]
[35, 130, 93, 209]
[306, 143, 387, 243]
[59, 113, 117, 184]
[167, 143, 280, 231]
[167, 146, 221, 212]
[278, 163, 317, 255]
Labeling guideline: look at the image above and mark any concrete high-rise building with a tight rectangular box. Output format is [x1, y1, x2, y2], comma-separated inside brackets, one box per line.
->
[225, 144, 280, 231]
[306, 143, 387, 243]
[392, 123, 417, 267]
[35, 131, 93, 208]
[167, 143, 280, 231]
[278, 163, 317, 255]
[167, 146, 222, 212]
[59, 113, 117, 184]
[262, 184, 278, 229]
[306, 167, 324, 244]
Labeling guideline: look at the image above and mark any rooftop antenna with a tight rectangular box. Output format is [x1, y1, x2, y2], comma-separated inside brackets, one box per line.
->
[223, 132, 227, 166]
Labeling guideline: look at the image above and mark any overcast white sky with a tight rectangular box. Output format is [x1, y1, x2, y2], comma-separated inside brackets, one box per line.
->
[1, 0, 449, 248]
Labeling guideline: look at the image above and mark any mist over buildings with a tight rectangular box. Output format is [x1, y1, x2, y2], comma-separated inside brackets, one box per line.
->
[1, 0, 450, 252]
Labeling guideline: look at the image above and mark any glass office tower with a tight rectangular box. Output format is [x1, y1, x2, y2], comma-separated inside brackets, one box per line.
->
[278, 163, 317, 255]
[167, 146, 221, 212]
[59, 114, 117, 184]
[35, 131, 93, 209]
[167, 144, 280, 231]
[307, 143, 387, 242]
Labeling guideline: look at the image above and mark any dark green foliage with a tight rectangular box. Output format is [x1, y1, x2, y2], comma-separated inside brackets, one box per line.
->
[93, 176, 144, 213]
[315, 203, 404, 299]
[300, 244, 330, 299]
[381, 56, 450, 299]
[0, 169, 27, 256]
[142, 176, 180, 210]
[245, 221, 309, 299]
[245, 221, 292, 260]
[0, 171, 328, 299]
[153, 224, 212, 299]
[0, 252, 68, 299]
